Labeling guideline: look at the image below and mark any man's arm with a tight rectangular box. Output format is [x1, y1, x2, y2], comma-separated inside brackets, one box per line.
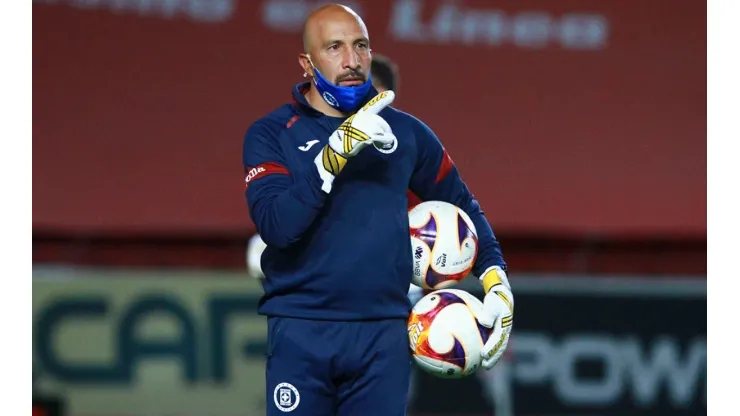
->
[407, 118, 507, 277]
[243, 120, 328, 248]
[407, 117, 514, 371]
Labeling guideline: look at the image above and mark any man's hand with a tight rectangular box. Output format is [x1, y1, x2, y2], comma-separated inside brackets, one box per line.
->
[476, 265, 514, 370]
[330, 90, 397, 158]
[314, 91, 397, 192]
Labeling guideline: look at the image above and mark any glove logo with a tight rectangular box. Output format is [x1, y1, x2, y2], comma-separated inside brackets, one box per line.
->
[373, 136, 398, 154]
[361, 90, 391, 111]
[274, 382, 300, 412]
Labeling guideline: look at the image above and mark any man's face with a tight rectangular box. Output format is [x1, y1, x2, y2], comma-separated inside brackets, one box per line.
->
[304, 12, 371, 87]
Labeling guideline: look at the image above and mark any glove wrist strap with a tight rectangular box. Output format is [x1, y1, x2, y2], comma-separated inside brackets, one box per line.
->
[480, 265, 510, 293]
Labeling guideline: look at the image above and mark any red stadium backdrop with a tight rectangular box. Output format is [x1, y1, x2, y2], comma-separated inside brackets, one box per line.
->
[32, 0, 706, 272]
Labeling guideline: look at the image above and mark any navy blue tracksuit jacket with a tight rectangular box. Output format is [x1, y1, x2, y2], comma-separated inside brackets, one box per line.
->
[243, 82, 507, 321]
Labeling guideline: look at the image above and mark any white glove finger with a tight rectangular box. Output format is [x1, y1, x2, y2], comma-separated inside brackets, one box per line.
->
[476, 293, 498, 328]
[481, 320, 504, 359]
[347, 135, 393, 156]
[367, 134, 396, 147]
[375, 136, 397, 153]
[482, 333, 510, 370]
[356, 90, 395, 115]
[346, 140, 371, 157]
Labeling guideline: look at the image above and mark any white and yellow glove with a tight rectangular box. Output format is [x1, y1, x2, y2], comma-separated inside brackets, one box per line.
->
[314, 91, 397, 193]
[476, 265, 514, 370]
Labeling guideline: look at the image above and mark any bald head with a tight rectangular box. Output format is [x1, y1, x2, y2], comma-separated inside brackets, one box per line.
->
[302, 4, 367, 54]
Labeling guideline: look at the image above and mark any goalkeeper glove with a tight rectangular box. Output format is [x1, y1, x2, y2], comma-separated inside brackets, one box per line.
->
[476, 265, 514, 370]
[314, 91, 397, 193]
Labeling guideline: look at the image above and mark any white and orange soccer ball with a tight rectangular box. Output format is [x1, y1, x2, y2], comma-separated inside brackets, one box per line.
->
[409, 201, 478, 289]
[407, 289, 493, 378]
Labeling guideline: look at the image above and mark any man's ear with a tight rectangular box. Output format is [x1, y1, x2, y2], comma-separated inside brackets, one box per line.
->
[298, 54, 314, 78]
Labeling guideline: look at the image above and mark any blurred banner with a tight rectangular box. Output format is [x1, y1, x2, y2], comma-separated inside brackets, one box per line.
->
[33, 269, 706, 416]
[32, 0, 706, 238]
[33, 271, 269, 415]
[413, 278, 708, 415]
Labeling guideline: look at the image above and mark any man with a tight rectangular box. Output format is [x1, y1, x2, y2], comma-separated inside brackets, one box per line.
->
[242, 5, 513, 415]
[246, 53, 425, 300]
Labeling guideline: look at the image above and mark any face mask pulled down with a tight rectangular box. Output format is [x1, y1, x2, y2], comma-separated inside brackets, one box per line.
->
[308, 59, 373, 114]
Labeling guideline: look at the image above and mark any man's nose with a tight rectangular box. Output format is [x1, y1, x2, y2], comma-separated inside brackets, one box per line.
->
[342, 49, 361, 69]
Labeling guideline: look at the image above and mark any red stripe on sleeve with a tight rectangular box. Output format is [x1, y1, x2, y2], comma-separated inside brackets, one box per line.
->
[244, 162, 289, 188]
[435, 149, 455, 183]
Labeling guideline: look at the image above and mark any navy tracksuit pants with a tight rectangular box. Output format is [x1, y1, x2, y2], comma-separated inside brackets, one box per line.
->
[265, 316, 412, 415]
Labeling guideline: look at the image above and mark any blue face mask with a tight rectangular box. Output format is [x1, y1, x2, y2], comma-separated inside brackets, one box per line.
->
[310, 62, 373, 114]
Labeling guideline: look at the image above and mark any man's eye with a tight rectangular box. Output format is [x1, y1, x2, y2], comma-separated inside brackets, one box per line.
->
[328, 44, 339, 50]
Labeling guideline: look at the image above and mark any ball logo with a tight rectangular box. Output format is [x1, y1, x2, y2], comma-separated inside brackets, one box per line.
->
[414, 247, 423, 260]
[408, 322, 424, 352]
[274, 382, 300, 412]
[322, 91, 339, 107]
[452, 255, 474, 267]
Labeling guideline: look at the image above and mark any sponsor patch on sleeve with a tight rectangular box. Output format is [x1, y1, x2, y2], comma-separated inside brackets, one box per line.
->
[244, 162, 289, 188]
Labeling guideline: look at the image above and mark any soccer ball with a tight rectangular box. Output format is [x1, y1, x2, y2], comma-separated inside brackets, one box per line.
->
[407, 289, 493, 378]
[409, 201, 478, 289]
